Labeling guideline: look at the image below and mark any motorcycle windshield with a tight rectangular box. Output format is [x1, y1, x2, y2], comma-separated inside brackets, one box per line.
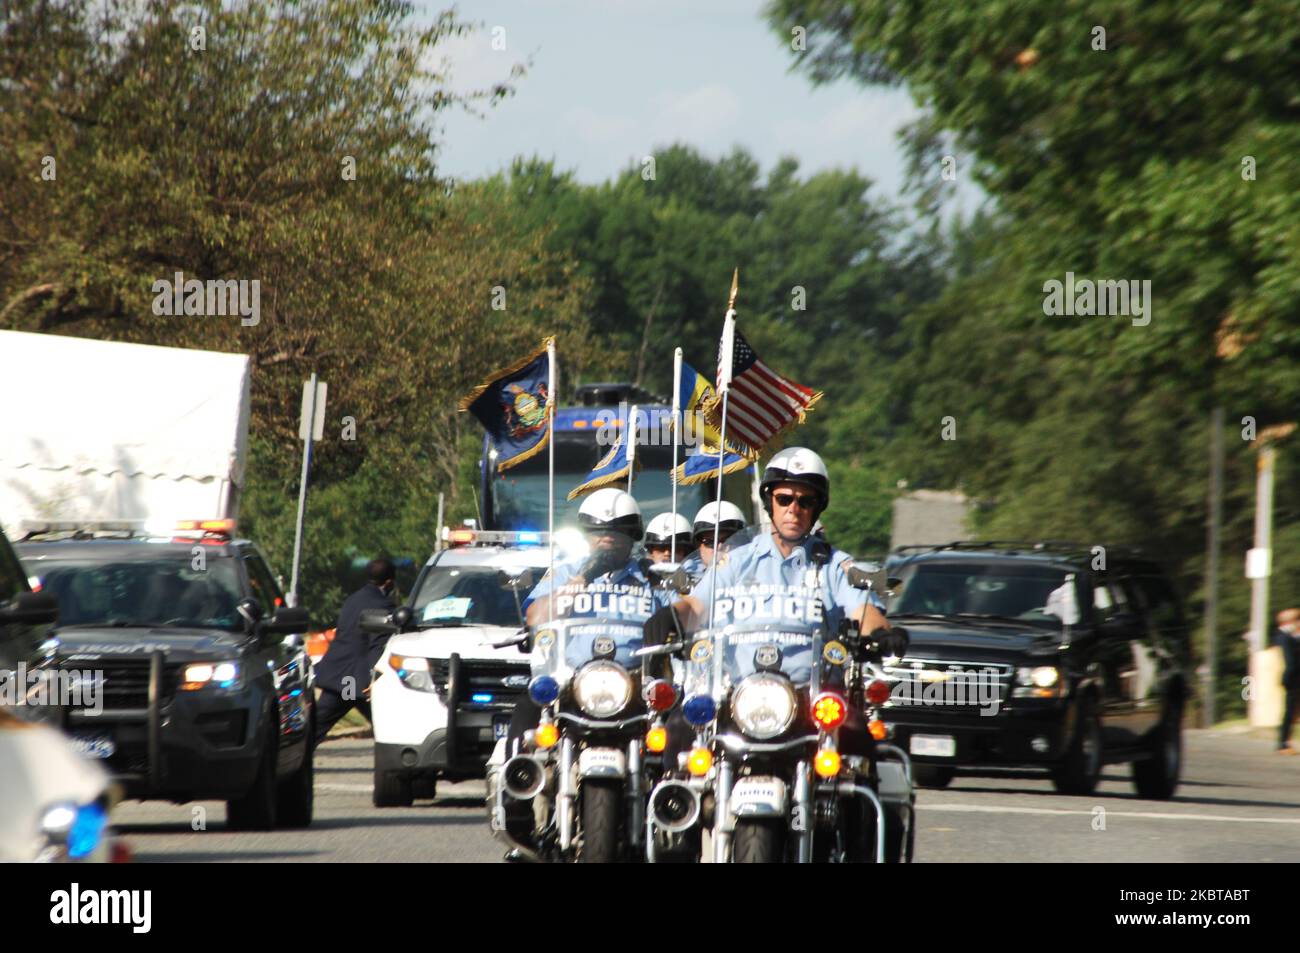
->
[530, 587, 654, 681]
[684, 584, 828, 701]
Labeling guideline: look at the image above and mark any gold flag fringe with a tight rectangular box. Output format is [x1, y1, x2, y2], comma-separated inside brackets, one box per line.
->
[456, 336, 555, 413]
[702, 388, 823, 458]
[674, 452, 752, 486]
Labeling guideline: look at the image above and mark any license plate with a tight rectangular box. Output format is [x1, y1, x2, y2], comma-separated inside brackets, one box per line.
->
[910, 734, 955, 758]
[492, 716, 511, 740]
[70, 734, 116, 760]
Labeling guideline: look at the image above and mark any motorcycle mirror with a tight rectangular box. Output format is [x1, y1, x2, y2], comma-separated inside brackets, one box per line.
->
[498, 567, 535, 591]
[808, 539, 832, 567]
[490, 628, 531, 649]
[647, 562, 691, 594]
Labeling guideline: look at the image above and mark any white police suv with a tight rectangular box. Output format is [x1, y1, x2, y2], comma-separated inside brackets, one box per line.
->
[367, 530, 570, 806]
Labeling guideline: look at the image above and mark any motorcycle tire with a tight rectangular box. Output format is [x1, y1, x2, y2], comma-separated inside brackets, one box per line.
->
[577, 779, 621, 863]
[733, 819, 784, 863]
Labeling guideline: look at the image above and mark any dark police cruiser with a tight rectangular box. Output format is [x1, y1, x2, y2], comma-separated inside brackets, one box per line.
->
[16, 519, 316, 830]
[879, 542, 1191, 798]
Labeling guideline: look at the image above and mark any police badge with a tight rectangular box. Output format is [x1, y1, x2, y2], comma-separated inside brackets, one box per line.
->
[689, 639, 713, 663]
[754, 643, 782, 670]
[593, 635, 617, 659]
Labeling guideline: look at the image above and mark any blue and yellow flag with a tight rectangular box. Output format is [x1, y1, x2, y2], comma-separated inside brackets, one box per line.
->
[567, 422, 639, 500]
[458, 337, 553, 473]
[676, 359, 753, 459]
[674, 443, 751, 486]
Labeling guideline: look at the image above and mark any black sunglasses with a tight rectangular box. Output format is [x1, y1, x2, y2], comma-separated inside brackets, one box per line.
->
[773, 492, 817, 511]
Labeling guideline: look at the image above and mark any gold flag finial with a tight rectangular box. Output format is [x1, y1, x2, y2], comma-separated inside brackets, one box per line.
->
[728, 268, 739, 310]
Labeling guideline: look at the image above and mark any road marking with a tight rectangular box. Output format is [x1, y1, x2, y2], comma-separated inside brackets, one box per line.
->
[316, 783, 376, 793]
[926, 803, 1300, 825]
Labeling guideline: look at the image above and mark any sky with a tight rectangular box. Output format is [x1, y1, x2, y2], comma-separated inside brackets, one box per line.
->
[425, 0, 926, 203]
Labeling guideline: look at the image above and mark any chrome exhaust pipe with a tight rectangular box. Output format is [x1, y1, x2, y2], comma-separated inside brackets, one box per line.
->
[649, 780, 702, 834]
[502, 755, 546, 800]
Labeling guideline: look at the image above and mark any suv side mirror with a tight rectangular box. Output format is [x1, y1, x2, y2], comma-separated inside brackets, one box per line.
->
[0, 590, 59, 626]
[262, 606, 310, 635]
[360, 606, 412, 636]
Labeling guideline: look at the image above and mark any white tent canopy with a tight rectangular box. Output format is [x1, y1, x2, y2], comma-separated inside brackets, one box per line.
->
[0, 331, 250, 534]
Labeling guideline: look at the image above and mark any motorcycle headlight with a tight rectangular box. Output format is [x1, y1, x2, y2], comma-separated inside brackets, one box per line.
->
[180, 661, 241, 691]
[573, 661, 632, 718]
[731, 673, 797, 740]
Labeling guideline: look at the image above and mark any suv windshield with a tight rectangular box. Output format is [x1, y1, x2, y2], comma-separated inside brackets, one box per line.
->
[412, 566, 530, 628]
[28, 551, 244, 632]
[892, 561, 1082, 627]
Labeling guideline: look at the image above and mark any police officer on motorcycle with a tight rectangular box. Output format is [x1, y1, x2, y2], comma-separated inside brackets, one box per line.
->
[643, 512, 696, 566]
[681, 500, 748, 583]
[648, 447, 907, 657]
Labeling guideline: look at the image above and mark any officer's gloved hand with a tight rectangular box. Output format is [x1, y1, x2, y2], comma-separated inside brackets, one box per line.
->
[643, 605, 680, 647]
[578, 548, 624, 582]
[868, 625, 909, 659]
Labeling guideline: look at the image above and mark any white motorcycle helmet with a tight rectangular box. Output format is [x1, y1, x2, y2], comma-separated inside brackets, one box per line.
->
[577, 487, 644, 541]
[692, 500, 748, 544]
[759, 447, 830, 518]
[644, 512, 693, 551]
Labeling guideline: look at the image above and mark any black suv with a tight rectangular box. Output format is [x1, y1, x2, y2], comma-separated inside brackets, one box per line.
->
[0, 523, 59, 688]
[15, 522, 316, 829]
[879, 542, 1191, 798]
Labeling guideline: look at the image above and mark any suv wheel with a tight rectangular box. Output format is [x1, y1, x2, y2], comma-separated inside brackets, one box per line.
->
[227, 720, 278, 831]
[1052, 696, 1102, 796]
[913, 765, 955, 789]
[373, 763, 413, 808]
[275, 732, 315, 828]
[1132, 703, 1182, 799]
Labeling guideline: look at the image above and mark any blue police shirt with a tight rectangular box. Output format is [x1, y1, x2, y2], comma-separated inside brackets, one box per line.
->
[689, 531, 883, 632]
[522, 555, 672, 619]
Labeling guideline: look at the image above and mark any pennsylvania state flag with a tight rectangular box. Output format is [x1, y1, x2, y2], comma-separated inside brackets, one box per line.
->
[458, 337, 553, 473]
[567, 418, 638, 500]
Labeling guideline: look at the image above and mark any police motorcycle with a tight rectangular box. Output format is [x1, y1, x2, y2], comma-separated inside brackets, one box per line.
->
[640, 532, 916, 863]
[489, 491, 683, 863]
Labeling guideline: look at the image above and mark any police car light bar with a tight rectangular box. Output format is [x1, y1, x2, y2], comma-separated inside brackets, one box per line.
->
[441, 527, 548, 547]
[175, 519, 236, 535]
[18, 519, 148, 539]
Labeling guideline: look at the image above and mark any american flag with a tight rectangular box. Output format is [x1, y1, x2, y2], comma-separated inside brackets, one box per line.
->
[710, 328, 821, 454]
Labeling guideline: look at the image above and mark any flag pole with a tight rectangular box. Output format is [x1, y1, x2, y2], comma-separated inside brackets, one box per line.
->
[671, 348, 682, 563]
[547, 339, 557, 623]
[627, 403, 638, 494]
[708, 271, 739, 634]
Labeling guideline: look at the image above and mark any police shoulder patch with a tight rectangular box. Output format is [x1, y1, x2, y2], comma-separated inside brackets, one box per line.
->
[822, 640, 848, 666]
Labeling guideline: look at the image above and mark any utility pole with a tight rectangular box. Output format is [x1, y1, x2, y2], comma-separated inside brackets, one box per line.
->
[1247, 423, 1294, 726]
[1203, 407, 1223, 727]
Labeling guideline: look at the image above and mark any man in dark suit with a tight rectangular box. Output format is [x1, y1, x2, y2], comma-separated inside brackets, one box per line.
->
[313, 558, 397, 744]
[1275, 607, 1300, 754]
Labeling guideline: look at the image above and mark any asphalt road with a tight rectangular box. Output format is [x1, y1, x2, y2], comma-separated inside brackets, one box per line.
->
[112, 726, 1300, 863]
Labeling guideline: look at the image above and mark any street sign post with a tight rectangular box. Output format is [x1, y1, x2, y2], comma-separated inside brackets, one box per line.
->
[288, 374, 326, 608]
